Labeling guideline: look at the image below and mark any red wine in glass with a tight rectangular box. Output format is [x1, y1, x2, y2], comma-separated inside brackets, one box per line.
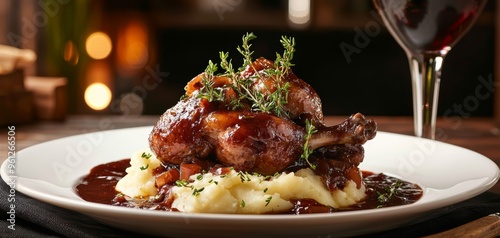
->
[373, 0, 487, 139]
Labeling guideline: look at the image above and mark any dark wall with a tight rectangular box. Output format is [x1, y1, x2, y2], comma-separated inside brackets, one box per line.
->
[145, 24, 494, 117]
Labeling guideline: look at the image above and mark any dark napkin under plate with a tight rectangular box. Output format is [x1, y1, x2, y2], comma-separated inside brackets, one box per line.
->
[1, 175, 499, 238]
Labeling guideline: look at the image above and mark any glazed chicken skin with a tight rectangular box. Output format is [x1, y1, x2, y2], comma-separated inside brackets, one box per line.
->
[202, 111, 304, 175]
[149, 96, 215, 165]
[202, 111, 375, 175]
[149, 57, 377, 177]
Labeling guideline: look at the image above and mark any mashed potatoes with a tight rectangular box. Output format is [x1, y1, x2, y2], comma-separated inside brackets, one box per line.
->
[116, 149, 366, 214]
[115, 148, 162, 198]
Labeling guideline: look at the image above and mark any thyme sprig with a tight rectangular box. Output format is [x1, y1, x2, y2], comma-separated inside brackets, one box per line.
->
[266, 35, 296, 82]
[237, 32, 257, 71]
[197, 32, 295, 118]
[377, 179, 403, 207]
[197, 60, 225, 102]
[301, 119, 318, 170]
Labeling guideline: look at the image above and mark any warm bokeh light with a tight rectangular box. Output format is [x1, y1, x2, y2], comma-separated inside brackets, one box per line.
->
[288, 0, 311, 26]
[63, 40, 79, 65]
[84, 83, 112, 110]
[117, 19, 149, 69]
[86, 32, 112, 60]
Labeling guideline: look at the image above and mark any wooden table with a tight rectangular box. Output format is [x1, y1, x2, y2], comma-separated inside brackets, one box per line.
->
[1, 115, 499, 193]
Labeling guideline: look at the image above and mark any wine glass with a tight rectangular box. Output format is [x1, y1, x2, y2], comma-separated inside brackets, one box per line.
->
[372, 0, 487, 139]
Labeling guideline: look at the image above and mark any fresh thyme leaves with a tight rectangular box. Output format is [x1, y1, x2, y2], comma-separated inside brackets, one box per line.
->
[278, 36, 295, 73]
[234, 77, 291, 117]
[301, 119, 318, 169]
[240, 200, 246, 208]
[198, 60, 225, 102]
[139, 164, 149, 171]
[237, 32, 257, 71]
[267, 35, 296, 81]
[219, 52, 234, 74]
[235, 33, 292, 117]
[377, 179, 403, 207]
[264, 82, 290, 117]
[197, 32, 296, 118]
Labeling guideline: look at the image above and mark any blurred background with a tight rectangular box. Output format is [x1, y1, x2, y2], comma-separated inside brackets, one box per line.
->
[0, 0, 496, 123]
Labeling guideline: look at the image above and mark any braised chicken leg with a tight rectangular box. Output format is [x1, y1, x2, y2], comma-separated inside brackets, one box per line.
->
[149, 96, 215, 165]
[150, 97, 376, 175]
[149, 56, 377, 177]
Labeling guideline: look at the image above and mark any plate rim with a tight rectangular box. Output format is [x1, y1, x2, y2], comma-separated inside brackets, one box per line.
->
[1, 127, 499, 235]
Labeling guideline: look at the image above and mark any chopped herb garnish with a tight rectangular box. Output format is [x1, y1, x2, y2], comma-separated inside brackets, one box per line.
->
[192, 187, 205, 196]
[141, 152, 152, 159]
[265, 196, 273, 207]
[263, 188, 268, 193]
[196, 174, 204, 181]
[175, 180, 189, 187]
[139, 164, 149, 170]
[213, 180, 219, 185]
[237, 171, 252, 183]
[240, 200, 246, 208]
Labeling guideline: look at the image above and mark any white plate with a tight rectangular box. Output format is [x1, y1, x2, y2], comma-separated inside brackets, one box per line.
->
[2, 127, 499, 237]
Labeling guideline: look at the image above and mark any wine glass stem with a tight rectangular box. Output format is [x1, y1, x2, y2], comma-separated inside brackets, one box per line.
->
[408, 53, 445, 139]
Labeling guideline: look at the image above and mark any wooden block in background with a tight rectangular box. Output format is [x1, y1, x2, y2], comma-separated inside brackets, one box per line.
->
[24, 76, 67, 120]
[0, 69, 24, 91]
[0, 90, 34, 125]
